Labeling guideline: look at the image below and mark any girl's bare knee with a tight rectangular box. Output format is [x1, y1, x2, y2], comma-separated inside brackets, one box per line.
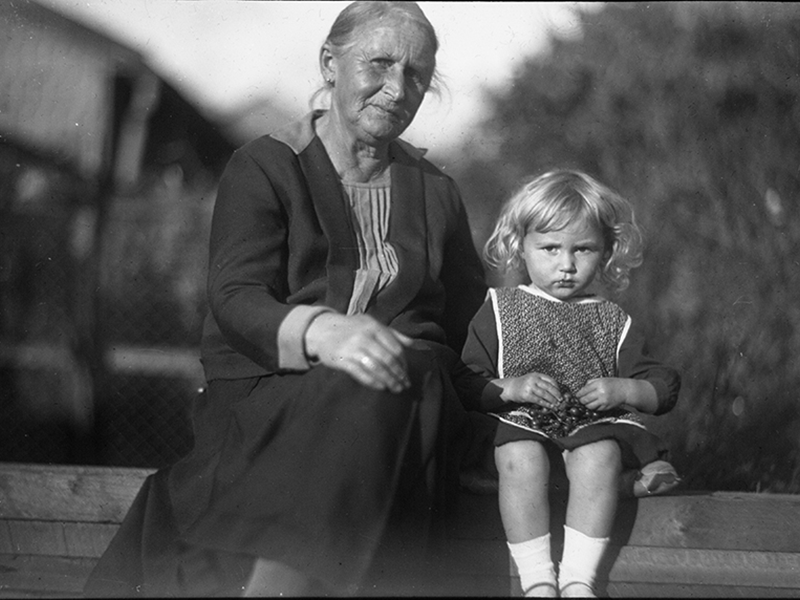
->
[565, 439, 622, 478]
[495, 440, 549, 480]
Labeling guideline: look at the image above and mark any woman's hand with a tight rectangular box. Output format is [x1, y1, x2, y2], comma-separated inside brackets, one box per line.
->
[576, 377, 658, 414]
[495, 372, 561, 410]
[304, 313, 413, 393]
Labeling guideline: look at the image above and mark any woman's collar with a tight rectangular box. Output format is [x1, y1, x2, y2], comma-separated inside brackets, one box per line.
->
[269, 110, 428, 161]
[268, 110, 325, 155]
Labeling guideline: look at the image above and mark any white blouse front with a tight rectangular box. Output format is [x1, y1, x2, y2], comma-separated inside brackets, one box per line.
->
[341, 180, 398, 315]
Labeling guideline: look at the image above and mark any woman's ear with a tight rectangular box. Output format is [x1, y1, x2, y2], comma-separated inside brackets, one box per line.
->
[320, 44, 336, 84]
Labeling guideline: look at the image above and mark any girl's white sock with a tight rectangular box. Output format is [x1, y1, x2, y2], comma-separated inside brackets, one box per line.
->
[508, 533, 557, 597]
[558, 525, 610, 596]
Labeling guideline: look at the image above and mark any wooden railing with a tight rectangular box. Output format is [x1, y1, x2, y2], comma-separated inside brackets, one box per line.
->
[1, 462, 800, 597]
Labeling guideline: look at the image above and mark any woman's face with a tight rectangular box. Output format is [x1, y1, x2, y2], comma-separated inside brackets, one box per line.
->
[324, 16, 436, 145]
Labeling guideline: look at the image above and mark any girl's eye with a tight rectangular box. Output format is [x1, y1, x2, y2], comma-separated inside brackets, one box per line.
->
[372, 58, 393, 68]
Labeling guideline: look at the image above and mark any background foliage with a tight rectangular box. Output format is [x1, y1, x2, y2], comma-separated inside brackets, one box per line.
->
[451, 1, 800, 492]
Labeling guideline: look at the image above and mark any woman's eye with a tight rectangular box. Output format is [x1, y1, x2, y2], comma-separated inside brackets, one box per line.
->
[372, 58, 393, 68]
[406, 69, 422, 84]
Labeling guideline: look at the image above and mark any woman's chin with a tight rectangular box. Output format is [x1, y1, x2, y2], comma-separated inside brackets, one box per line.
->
[359, 118, 410, 144]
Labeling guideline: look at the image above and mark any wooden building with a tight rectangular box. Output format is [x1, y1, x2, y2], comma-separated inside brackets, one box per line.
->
[0, 0, 236, 466]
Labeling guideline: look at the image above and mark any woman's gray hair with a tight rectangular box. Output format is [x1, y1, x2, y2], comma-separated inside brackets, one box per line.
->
[310, 1, 442, 109]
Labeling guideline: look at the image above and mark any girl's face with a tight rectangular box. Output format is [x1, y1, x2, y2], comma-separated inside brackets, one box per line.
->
[521, 218, 606, 300]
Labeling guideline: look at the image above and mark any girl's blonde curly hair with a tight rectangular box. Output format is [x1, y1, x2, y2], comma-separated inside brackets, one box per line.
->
[484, 170, 643, 294]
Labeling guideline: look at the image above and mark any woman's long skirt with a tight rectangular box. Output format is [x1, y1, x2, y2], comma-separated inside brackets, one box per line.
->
[84, 342, 480, 596]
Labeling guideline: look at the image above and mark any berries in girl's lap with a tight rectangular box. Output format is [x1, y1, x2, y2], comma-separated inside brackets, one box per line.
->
[500, 391, 604, 438]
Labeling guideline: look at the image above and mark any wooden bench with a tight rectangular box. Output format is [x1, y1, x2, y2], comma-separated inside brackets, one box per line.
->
[577, 491, 800, 597]
[0, 462, 508, 597]
[2, 462, 800, 597]
[0, 463, 152, 598]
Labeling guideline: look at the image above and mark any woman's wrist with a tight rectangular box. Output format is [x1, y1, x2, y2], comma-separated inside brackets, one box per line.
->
[303, 310, 336, 365]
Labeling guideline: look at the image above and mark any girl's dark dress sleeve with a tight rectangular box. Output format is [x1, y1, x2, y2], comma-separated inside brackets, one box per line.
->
[454, 296, 508, 412]
[618, 318, 681, 415]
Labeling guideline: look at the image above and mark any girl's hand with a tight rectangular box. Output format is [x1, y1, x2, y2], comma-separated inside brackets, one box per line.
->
[577, 377, 660, 414]
[576, 377, 639, 412]
[496, 372, 561, 410]
[304, 313, 413, 393]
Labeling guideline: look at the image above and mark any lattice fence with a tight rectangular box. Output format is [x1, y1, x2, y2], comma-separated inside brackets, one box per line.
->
[1, 144, 213, 468]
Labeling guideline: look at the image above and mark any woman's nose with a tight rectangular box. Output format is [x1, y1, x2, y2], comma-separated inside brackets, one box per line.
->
[383, 67, 406, 101]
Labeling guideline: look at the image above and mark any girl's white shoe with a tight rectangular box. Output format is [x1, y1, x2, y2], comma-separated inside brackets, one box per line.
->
[559, 581, 597, 598]
[523, 582, 558, 597]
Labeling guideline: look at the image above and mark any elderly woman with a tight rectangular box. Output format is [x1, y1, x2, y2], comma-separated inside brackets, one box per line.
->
[85, 1, 487, 597]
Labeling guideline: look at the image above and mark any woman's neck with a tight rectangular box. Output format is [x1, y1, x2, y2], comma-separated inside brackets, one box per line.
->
[315, 111, 391, 184]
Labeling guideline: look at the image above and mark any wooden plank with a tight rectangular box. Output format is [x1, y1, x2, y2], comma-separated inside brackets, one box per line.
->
[0, 522, 11, 554]
[0, 343, 73, 371]
[0, 520, 119, 558]
[438, 538, 508, 576]
[6, 521, 66, 556]
[445, 491, 505, 541]
[367, 552, 509, 597]
[441, 575, 510, 597]
[606, 582, 800, 598]
[0, 342, 203, 383]
[509, 560, 800, 598]
[2, 462, 800, 598]
[606, 546, 800, 589]
[459, 490, 800, 551]
[105, 345, 204, 382]
[63, 522, 118, 559]
[0, 463, 153, 522]
[0, 554, 94, 596]
[412, 573, 510, 597]
[617, 492, 800, 552]
[363, 572, 509, 597]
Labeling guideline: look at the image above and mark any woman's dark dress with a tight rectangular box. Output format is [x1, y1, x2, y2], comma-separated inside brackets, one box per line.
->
[84, 111, 487, 596]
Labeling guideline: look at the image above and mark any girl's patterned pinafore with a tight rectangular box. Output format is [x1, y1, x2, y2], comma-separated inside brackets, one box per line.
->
[491, 287, 645, 440]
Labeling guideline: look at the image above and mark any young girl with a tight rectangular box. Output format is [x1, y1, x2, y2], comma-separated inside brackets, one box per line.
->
[460, 170, 681, 598]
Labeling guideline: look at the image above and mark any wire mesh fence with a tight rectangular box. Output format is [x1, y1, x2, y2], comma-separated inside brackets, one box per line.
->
[1, 1, 238, 469]
[1, 143, 213, 468]
[95, 373, 197, 468]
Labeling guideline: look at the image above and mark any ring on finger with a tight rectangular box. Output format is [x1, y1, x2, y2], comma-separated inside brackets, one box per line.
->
[360, 355, 373, 368]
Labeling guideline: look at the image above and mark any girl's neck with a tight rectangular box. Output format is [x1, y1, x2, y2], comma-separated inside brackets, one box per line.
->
[521, 283, 600, 303]
[315, 111, 391, 184]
